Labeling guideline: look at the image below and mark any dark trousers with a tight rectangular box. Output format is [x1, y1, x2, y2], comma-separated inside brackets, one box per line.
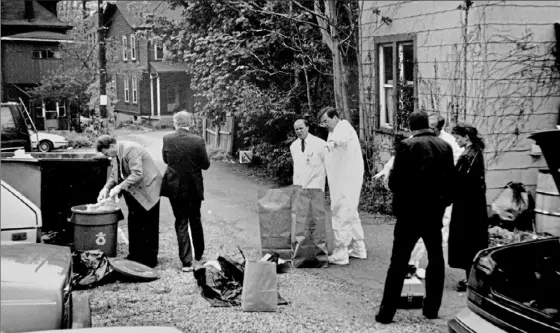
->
[123, 192, 160, 268]
[378, 209, 445, 318]
[169, 197, 204, 266]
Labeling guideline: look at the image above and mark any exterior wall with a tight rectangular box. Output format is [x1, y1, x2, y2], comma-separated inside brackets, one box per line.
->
[360, 1, 560, 204]
[1, 41, 67, 84]
[138, 72, 151, 116]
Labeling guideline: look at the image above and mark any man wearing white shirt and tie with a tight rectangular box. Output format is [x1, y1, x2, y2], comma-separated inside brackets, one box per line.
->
[290, 119, 327, 190]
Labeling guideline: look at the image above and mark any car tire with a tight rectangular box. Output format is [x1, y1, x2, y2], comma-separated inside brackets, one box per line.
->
[38, 140, 53, 152]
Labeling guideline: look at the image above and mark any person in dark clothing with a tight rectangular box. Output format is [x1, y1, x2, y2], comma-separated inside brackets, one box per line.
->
[448, 122, 489, 292]
[376, 111, 455, 324]
[161, 111, 211, 272]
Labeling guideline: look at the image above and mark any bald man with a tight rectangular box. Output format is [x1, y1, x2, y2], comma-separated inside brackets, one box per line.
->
[161, 111, 210, 272]
[289, 119, 327, 190]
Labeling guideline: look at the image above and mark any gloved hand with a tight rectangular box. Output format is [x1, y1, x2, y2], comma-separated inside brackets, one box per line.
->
[109, 185, 122, 199]
[97, 188, 109, 202]
[373, 169, 391, 190]
[325, 141, 335, 152]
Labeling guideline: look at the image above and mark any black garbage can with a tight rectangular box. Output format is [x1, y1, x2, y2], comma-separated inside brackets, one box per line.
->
[70, 204, 123, 257]
[530, 129, 560, 193]
[0, 152, 111, 232]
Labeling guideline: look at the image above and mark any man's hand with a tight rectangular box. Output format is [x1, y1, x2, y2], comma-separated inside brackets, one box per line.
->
[109, 185, 122, 198]
[97, 188, 109, 202]
[373, 169, 391, 190]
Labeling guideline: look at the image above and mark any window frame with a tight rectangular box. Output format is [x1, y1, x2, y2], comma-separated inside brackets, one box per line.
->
[122, 35, 128, 61]
[124, 76, 130, 103]
[131, 76, 138, 104]
[130, 34, 136, 61]
[153, 40, 165, 60]
[373, 33, 418, 135]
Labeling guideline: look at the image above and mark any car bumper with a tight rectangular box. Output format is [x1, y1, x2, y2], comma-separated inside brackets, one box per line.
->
[71, 293, 91, 329]
[449, 308, 508, 333]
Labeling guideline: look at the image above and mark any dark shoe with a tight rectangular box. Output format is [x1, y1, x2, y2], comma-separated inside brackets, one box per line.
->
[375, 313, 393, 324]
[455, 279, 467, 292]
[423, 310, 439, 319]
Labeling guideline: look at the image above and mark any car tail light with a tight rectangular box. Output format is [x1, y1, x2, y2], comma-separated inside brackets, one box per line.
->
[468, 254, 496, 296]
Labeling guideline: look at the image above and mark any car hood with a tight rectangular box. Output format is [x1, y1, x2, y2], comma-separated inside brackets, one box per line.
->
[29, 132, 67, 143]
[1, 243, 71, 288]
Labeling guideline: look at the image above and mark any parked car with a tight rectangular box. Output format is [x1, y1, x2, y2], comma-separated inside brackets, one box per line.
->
[0, 180, 42, 243]
[1, 102, 32, 152]
[448, 237, 560, 333]
[29, 130, 69, 152]
[0, 242, 92, 332]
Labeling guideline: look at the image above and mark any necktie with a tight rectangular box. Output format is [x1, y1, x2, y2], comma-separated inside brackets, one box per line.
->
[117, 156, 124, 182]
[301, 139, 305, 153]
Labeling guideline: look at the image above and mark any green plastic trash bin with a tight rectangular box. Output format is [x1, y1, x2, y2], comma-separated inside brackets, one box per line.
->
[70, 205, 123, 257]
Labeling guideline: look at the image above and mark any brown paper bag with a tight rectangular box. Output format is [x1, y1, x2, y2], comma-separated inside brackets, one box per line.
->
[258, 186, 300, 260]
[241, 261, 278, 312]
[291, 188, 329, 268]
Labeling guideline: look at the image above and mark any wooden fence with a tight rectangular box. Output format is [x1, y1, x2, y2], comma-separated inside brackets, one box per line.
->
[202, 114, 235, 155]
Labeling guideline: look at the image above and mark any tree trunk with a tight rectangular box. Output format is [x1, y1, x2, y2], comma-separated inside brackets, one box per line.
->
[302, 63, 313, 113]
[356, 1, 365, 140]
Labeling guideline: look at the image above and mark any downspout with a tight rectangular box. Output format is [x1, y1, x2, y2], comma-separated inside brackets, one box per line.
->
[156, 76, 161, 118]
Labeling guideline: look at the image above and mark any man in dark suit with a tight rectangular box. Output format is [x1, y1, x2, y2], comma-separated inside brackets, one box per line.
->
[96, 135, 163, 268]
[161, 111, 210, 272]
[376, 111, 455, 323]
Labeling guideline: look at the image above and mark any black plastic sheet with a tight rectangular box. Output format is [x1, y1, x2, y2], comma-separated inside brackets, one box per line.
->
[71, 249, 114, 289]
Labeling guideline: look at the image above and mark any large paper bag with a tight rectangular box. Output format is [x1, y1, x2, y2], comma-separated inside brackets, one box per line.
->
[241, 261, 278, 312]
[291, 188, 329, 268]
[258, 186, 300, 260]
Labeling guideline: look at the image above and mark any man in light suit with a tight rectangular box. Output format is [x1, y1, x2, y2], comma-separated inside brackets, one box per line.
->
[161, 111, 210, 272]
[96, 135, 162, 268]
[289, 119, 327, 191]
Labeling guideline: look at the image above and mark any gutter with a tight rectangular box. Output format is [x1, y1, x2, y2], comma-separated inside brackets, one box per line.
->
[0, 37, 75, 43]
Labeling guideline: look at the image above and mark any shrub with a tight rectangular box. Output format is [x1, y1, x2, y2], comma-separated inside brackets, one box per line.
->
[51, 130, 93, 149]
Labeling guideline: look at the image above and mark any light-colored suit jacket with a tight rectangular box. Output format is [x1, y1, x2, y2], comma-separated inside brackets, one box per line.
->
[104, 141, 162, 210]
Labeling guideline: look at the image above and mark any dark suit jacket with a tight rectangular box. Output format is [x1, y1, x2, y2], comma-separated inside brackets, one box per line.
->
[161, 128, 210, 201]
[388, 130, 455, 218]
[104, 141, 162, 211]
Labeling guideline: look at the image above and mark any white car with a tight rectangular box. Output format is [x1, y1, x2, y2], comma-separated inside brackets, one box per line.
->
[30, 131, 69, 152]
[1, 180, 42, 243]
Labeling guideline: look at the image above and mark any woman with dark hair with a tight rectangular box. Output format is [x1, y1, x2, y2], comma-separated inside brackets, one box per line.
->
[448, 122, 489, 292]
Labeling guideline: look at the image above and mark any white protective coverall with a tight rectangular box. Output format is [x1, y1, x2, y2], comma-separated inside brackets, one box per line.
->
[325, 120, 365, 249]
[290, 133, 327, 190]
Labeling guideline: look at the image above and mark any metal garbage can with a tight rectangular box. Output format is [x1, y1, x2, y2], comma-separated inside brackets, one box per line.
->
[70, 205, 123, 257]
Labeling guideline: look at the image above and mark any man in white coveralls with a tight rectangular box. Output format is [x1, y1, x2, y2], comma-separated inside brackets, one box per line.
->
[290, 119, 327, 190]
[373, 113, 463, 277]
[319, 106, 366, 265]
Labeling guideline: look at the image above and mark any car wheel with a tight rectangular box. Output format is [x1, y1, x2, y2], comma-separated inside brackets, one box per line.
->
[38, 140, 53, 152]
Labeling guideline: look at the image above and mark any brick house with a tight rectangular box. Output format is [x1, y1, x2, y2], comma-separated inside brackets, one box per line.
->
[1, 0, 74, 130]
[103, 1, 193, 126]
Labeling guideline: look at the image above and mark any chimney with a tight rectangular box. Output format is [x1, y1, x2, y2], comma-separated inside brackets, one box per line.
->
[24, 0, 34, 21]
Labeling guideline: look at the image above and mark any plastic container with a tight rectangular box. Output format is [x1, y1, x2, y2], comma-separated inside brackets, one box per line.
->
[70, 204, 123, 257]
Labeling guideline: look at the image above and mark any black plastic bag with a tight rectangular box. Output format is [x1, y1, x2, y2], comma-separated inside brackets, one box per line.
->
[71, 249, 114, 289]
[490, 182, 535, 231]
[194, 250, 288, 307]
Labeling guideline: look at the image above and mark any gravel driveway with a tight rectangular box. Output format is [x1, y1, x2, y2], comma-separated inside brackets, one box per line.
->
[77, 129, 466, 332]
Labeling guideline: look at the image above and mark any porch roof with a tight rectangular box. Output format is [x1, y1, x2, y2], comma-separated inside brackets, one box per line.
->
[150, 62, 189, 73]
[1, 31, 74, 43]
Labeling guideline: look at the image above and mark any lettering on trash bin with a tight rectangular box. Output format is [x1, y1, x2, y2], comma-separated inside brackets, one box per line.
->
[95, 232, 107, 246]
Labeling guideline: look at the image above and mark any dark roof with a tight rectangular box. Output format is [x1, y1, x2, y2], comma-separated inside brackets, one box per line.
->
[1, 30, 73, 41]
[115, 1, 183, 29]
[150, 62, 189, 73]
[1, 0, 72, 29]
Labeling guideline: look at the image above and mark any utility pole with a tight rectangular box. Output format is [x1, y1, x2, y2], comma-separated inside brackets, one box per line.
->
[98, 0, 107, 118]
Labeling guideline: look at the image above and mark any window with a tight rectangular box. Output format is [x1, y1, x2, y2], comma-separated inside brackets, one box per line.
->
[122, 35, 128, 61]
[0, 107, 16, 132]
[32, 49, 61, 59]
[43, 100, 58, 119]
[57, 103, 66, 118]
[376, 34, 416, 132]
[154, 40, 164, 60]
[130, 34, 136, 60]
[131, 76, 138, 104]
[124, 76, 130, 102]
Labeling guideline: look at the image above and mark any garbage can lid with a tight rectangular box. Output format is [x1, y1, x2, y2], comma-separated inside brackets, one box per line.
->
[108, 258, 159, 281]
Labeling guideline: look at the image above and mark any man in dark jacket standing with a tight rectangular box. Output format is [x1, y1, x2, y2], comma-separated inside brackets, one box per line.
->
[376, 111, 455, 324]
[161, 111, 210, 272]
